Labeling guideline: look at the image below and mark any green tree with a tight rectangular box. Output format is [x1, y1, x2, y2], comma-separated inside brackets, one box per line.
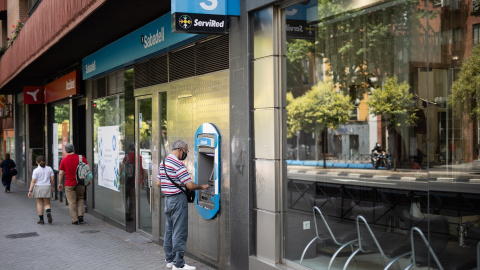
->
[367, 76, 417, 169]
[315, 0, 437, 97]
[54, 104, 69, 124]
[287, 81, 353, 167]
[450, 44, 480, 118]
[286, 39, 315, 94]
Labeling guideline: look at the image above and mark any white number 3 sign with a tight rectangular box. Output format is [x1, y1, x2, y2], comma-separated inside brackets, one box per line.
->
[200, 0, 218, 10]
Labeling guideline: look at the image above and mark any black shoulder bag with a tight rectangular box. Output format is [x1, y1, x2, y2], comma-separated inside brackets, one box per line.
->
[163, 159, 195, 203]
[7, 160, 17, 176]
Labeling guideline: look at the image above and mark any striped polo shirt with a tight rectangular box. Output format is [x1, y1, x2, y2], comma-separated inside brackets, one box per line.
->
[158, 154, 192, 195]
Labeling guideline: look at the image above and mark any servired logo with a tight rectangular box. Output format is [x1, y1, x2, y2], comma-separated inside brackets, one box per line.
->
[179, 15, 193, 29]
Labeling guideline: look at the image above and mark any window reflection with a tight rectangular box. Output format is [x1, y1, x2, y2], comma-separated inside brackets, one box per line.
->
[93, 94, 125, 223]
[284, 0, 480, 269]
[54, 104, 69, 170]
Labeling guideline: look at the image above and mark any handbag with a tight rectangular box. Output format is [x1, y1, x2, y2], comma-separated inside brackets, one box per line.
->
[10, 167, 17, 176]
[163, 159, 195, 203]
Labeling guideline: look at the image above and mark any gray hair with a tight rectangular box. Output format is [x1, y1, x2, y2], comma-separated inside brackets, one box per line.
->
[172, 140, 188, 151]
[65, 143, 75, 153]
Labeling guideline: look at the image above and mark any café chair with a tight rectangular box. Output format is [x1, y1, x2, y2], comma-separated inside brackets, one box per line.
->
[465, 223, 480, 270]
[466, 222, 480, 246]
[402, 212, 477, 270]
[343, 205, 411, 270]
[300, 203, 358, 270]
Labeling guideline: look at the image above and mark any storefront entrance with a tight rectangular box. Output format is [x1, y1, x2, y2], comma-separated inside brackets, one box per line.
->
[136, 96, 153, 235]
[133, 88, 167, 241]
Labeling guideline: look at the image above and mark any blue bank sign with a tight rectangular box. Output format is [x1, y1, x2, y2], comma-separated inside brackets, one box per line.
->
[171, 0, 240, 34]
[82, 12, 200, 80]
[172, 0, 240, 16]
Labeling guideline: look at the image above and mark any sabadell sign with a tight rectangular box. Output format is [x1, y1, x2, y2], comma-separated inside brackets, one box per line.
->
[82, 12, 201, 80]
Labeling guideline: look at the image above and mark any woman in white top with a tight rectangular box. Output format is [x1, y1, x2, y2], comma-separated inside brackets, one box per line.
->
[28, 155, 55, 224]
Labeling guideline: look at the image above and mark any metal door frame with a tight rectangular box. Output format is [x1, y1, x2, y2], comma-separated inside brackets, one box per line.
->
[134, 85, 163, 243]
[135, 94, 154, 236]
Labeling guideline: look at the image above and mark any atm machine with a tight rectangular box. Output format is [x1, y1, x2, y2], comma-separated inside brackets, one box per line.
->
[194, 123, 220, 220]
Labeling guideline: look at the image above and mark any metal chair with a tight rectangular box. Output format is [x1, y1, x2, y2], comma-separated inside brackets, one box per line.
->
[343, 205, 411, 270]
[299, 202, 358, 270]
[466, 222, 480, 246]
[402, 213, 477, 270]
[466, 223, 480, 270]
[405, 226, 445, 270]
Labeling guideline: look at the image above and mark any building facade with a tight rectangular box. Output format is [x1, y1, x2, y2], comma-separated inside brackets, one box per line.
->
[0, 0, 479, 269]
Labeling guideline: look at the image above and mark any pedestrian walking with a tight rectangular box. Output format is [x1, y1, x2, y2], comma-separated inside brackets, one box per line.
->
[0, 153, 16, 192]
[58, 143, 89, 225]
[27, 155, 54, 224]
[157, 140, 209, 270]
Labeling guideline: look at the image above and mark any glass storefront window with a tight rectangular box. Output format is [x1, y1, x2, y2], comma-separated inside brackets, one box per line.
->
[159, 91, 167, 237]
[53, 104, 69, 170]
[284, 1, 480, 269]
[16, 101, 25, 180]
[93, 94, 126, 224]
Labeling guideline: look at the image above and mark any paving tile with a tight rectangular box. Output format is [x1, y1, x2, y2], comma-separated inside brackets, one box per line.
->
[0, 181, 213, 270]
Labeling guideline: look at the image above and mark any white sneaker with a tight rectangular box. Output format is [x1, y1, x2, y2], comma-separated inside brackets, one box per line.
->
[173, 263, 196, 270]
[166, 262, 173, 269]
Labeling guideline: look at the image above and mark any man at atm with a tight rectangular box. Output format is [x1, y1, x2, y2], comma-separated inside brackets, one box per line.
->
[157, 140, 209, 270]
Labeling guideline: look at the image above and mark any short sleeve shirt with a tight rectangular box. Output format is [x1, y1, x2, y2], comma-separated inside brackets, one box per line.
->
[59, 154, 88, 186]
[157, 154, 192, 195]
[32, 166, 54, 186]
[0, 159, 15, 175]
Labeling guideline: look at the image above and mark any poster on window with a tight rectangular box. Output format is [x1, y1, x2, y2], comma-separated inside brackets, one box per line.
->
[97, 126, 120, 192]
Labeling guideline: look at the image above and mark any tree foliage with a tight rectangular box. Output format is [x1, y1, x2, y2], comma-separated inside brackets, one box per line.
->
[315, 0, 436, 95]
[367, 76, 417, 128]
[54, 104, 69, 124]
[287, 81, 354, 138]
[286, 39, 315, 93]
[450, 43, 480, 118]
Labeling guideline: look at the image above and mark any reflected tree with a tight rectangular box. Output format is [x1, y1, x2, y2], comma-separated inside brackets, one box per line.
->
[450, 43, 480, 119]
[54, 104, 69, 123]
[287, 81, 353, 167]
[367, 76, 417, 169]
[316, 0, 436, 94]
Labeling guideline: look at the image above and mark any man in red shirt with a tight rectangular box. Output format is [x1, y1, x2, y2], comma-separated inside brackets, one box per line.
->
[58, 143, 89, 225]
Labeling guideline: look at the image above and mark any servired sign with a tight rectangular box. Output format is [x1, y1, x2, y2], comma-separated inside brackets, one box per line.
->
[24, 86, 44, 104]
[44, 71, 79, 103]
[172, 0, 239, 34]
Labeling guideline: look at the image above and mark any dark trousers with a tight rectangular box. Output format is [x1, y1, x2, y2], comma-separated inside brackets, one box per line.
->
[2, 175, 12, 190]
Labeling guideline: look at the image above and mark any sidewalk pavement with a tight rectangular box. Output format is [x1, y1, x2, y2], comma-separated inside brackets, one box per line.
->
[0, 180, 213, 270]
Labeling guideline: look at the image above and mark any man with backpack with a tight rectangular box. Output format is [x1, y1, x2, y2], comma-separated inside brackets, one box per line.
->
[58, 143, 89, 225]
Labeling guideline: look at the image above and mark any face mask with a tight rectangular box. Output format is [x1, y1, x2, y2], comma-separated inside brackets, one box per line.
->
[180, 150, 188, 160]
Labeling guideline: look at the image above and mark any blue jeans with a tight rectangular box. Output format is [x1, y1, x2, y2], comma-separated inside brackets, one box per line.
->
[164, 193, 188, 268]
